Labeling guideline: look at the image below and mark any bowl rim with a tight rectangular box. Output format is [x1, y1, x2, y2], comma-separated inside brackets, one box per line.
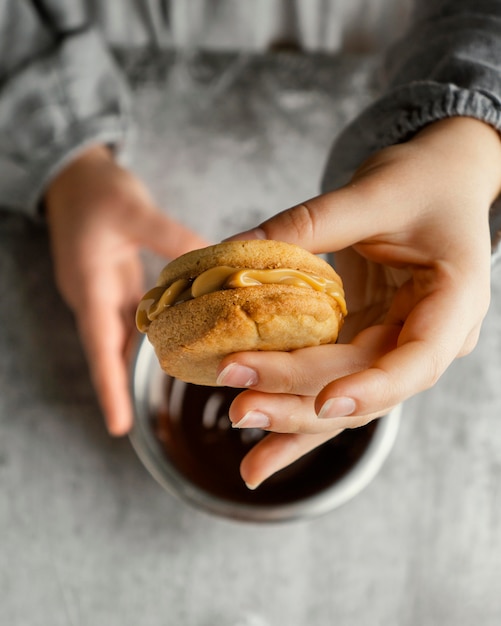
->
[129, 334, 401, 523]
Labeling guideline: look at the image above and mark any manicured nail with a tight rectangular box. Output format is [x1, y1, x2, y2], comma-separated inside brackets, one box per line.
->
[317, 397, 356, 420]
[217, 363, 258, 388]
[232, 410, 271, 430]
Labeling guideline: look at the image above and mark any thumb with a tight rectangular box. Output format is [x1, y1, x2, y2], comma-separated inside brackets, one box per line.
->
[227, 153, 419, 254]
[226, 188, 380, 254]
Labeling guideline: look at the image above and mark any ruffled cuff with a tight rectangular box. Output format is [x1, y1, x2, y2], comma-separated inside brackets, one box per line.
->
[322, 81, 501, 191]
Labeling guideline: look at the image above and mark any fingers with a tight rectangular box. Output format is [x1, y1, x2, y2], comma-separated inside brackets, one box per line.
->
[218, 324, 401, 397]
[230, 392, 335, 435]
[76, 301, 134, 436]
[314, 283, 487, 426]
[229, 389, 384, 435]
[225, 326, 400, 437]
[134, 209, 209, 259]
[120, 167, 209, 257]
[224, 280, 485, 435]
[219, 346, 367, 397]
[240, 430, 344, 489]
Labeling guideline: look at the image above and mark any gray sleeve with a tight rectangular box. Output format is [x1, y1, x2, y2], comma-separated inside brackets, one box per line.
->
[0, 0, 132, 218]
[322, 0, 501, 192]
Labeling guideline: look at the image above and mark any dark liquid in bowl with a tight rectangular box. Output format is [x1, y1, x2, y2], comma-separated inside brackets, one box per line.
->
[152, 380, 377, 506]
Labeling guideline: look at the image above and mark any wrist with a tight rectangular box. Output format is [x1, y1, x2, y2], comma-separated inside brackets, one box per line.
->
[413, 117, 501, 204]
[45, 144, 114, 215]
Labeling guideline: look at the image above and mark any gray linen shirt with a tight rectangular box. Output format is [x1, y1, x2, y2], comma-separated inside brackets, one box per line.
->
[0, 1, 131, 215]
[1, 0, 501, 247]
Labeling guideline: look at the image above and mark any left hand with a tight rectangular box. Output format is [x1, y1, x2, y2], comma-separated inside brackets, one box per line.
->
[219, 117, 501, 488]
[46, 145, 207, 435]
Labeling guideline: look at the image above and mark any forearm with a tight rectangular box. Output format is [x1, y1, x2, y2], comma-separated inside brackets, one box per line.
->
[0, 0, 132, 218]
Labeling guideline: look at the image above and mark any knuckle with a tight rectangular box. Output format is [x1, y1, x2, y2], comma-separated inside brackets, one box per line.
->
[365, 366, 398, 408]
[426, 356, 444, 389]
[264, 353, 312, 395]
[267, 202, 316, 243]
[285, 413, 304, 434]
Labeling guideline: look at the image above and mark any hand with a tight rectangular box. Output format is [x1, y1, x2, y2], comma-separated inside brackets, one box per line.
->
[45, 145, 207, 435]
[220, 117, 501, 488]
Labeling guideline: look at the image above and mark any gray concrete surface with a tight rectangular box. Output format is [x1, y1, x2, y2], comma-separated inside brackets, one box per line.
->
[1, 51, 501, 626]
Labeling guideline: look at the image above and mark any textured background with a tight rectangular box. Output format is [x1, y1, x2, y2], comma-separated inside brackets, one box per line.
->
[1, 51, 501, 626]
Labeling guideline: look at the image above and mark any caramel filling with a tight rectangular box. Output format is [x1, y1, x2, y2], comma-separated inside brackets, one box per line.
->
[136, 266, 346, 332]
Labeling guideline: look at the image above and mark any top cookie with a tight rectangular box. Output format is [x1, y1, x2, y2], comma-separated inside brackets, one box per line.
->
[157, 239, 340, 286]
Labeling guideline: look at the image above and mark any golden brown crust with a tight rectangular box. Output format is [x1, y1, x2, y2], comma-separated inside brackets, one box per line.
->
[147, 284, 344, 385]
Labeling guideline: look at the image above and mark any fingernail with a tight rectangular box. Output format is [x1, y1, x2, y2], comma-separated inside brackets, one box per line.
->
[317, 397, 356, 420]
[232, 410, 271, 429]
[217, 363, 258, 388]
[245, 482, 259, 491]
